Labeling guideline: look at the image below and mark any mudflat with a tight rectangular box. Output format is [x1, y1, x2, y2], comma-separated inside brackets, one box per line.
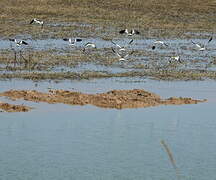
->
[0, 101, 31, 112]
[0, 89, 206, 111]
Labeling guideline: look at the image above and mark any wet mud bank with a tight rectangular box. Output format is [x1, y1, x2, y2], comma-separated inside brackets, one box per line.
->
[0, 101, 31, 112]
[0, 89, 206, 111]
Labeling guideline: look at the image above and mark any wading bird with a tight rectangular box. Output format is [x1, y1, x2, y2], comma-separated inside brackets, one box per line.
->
[111, 39, 133, 52]
[9, 39, 28, 46]
[83, 42, 96, 52]
[9, 39, 29, 64]
[112, 48, 134, 61]
[152, 41, 168, 50]
[30, 18, 44, 28]
[119, 29, 140, 36]
[63, 38, 82, 46]
[169, 56, 181, 63]
[191, 37, 213, 51]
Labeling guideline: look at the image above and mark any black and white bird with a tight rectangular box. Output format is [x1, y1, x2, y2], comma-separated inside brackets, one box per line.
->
[191, 37, 212, 51]
[112, 48, 134, 61]
[9, 39, 28, 46]
[111, 39, 133, 52]
[63, 38, 82, 46]
[169, 56, 181, 63]
[30, 18, 44, 28]
[83, 42, 96, 52]
[119, 29, 140, 36]
[152, 41, 168, 50]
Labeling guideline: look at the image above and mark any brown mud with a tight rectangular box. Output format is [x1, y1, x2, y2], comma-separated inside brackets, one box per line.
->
[0, 89, 206, 110]
[1, 0, 216, 81]
[0, 101, 31, 112]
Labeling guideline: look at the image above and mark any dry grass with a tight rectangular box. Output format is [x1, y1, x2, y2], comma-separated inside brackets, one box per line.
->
[0, 68, 216, 81]
[1, 0, 216, 38]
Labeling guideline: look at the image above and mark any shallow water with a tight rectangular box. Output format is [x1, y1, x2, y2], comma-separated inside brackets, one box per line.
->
[0, 63, 128, 74]
[0, 78, 216, 179]
[1, 36, 216, 74]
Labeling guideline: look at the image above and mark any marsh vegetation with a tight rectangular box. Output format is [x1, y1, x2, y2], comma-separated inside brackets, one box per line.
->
[1, 0, 216, 81]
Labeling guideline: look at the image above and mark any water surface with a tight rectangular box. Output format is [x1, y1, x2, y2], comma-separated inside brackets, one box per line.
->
[0, 78, 216, 180]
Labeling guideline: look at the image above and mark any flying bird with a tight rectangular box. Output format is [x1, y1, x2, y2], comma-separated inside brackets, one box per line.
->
[191, 37, 213, 51]
[63, 38, 82, 46]
[83, 42, 96, 52]
[9, 39, 28, 46]
[112, 47, 134, 61]
[111, 39, 133, 52]
[152, 41, 168, 50]
[119, 29, 140, 36]
[30, 18, 44, 28]
[169, 56, 182, 63]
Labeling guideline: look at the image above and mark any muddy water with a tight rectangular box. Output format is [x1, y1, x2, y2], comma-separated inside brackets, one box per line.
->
[1, 37, 216, 58]
[1, 36, 216, 75]
[0, 78, 216, 179]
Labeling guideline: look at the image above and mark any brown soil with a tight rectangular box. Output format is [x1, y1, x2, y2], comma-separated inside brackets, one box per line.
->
[0, 101, 31, 112]
[0, 89, 206, 110]
[1, 0, 216, 38]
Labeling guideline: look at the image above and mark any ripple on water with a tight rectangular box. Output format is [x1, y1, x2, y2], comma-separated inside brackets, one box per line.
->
[0, 78, 216, 180]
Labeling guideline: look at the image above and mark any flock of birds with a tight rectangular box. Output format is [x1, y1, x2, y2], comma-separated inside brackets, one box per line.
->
[8, 18, 214, 63]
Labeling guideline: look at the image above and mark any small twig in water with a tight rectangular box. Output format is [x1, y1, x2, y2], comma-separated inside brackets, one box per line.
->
[160, 140, 181, 180]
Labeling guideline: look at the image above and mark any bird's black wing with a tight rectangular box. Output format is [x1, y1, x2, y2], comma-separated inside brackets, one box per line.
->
[208, 37, 213, 43]
[191, 40, 197, 45]
[134, 30, 140, 34]
[119, 29, 126, 34]
[128, 39, 134, 45]
[84, 42, 90, 47]
[21, 41, 28, 45]
[30, 19, 34, 24]
[76, 38, 82, 42]
[63, 38, 69, 41]
[9, 38, 15, 42]
[111, 47, 116, 54]
[111, 40, 117, 45]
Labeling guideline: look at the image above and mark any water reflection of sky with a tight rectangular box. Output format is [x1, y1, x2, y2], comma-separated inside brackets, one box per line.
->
[1, 37, 216, 73]
[0, 78, 216, 180]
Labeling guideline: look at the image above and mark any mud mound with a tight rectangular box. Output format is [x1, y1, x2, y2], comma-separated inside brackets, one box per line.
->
[0, 89, 206, 110]
[0, 101, 31, 112]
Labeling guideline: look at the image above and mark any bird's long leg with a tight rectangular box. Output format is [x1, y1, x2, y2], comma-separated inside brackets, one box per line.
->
[28, 49, 33, 72]
[13, 49, 17, 68]
[23, 50, 29, 70]
[20, 50, 28, 65]
[9, 46, 17, 69]
[19, 50, 22, 64]
[28, 51, 30, 71]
